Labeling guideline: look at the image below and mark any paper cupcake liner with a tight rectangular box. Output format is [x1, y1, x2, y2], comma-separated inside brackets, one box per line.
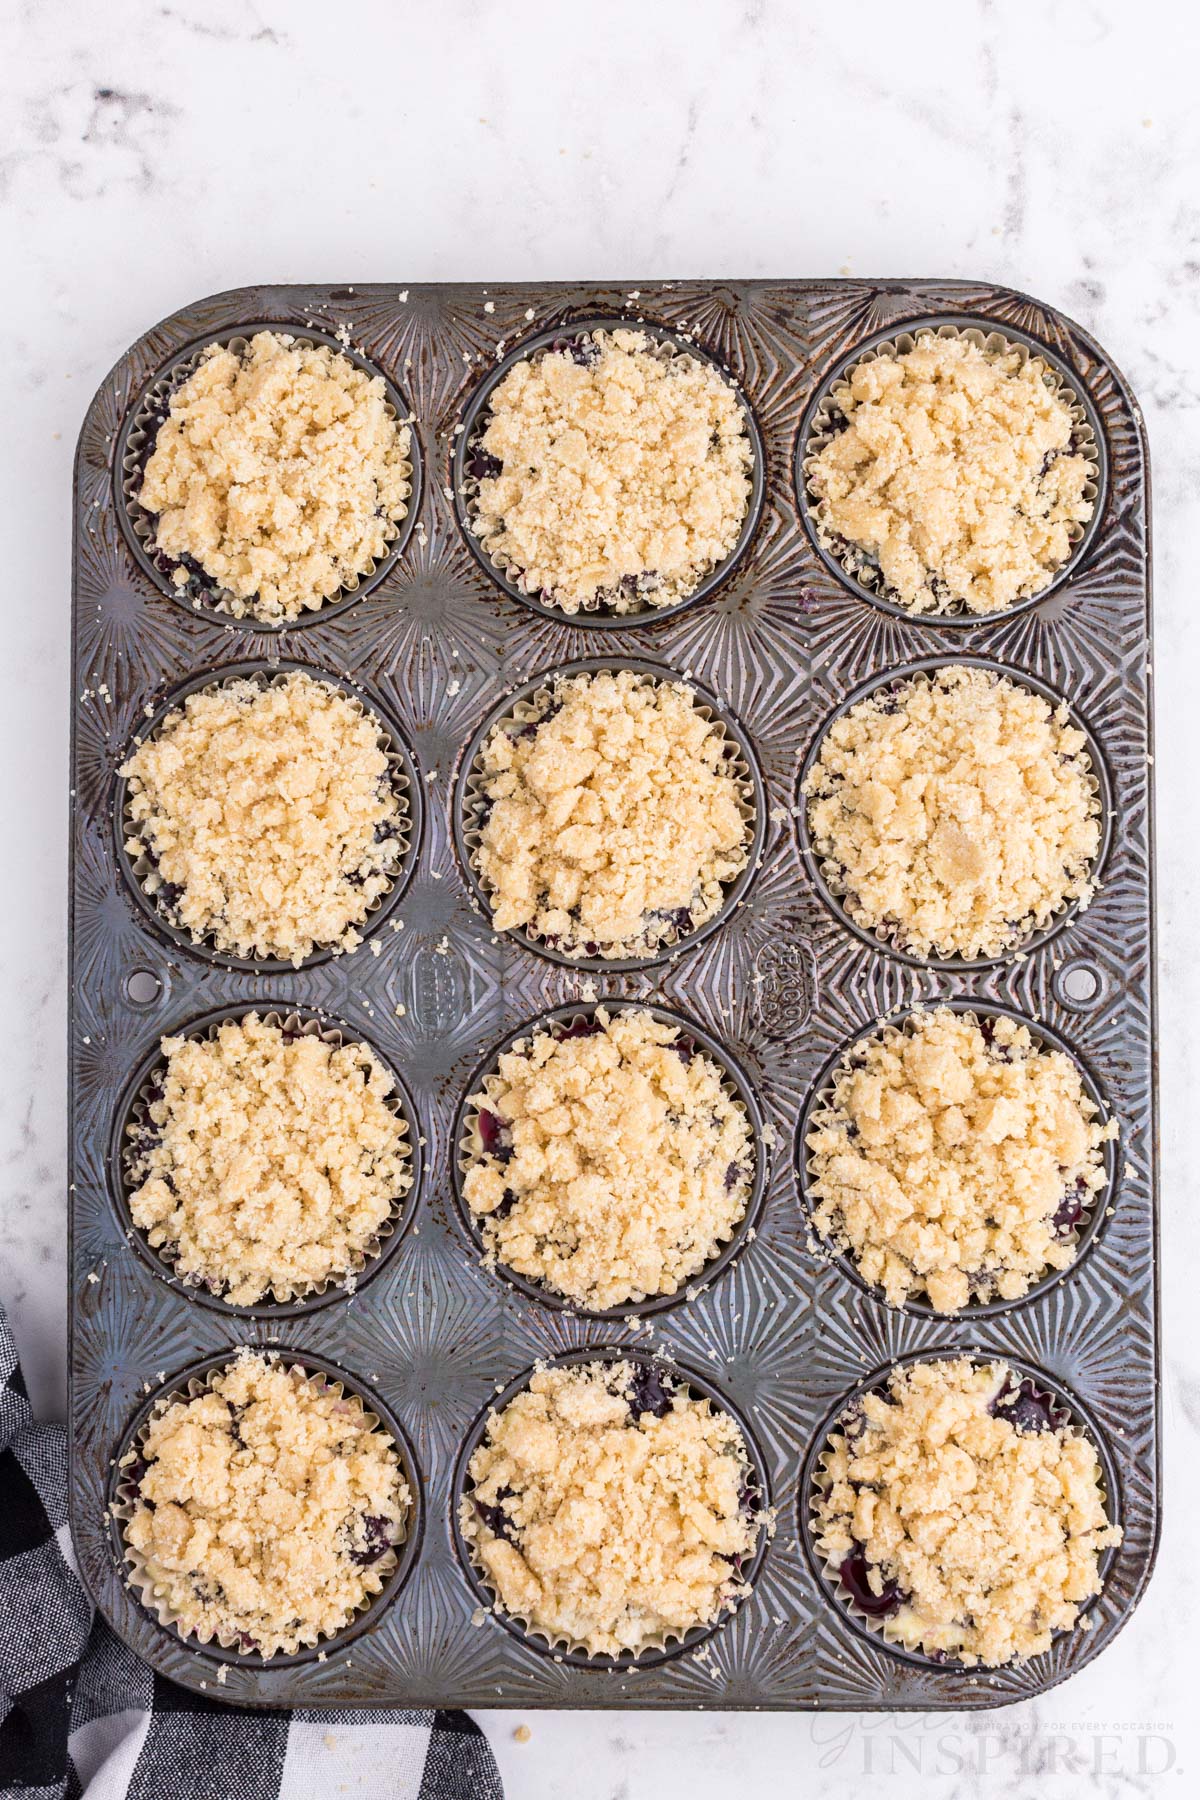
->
[797, 317, 1107, 624]
[452, 317, 765, 627]
[796, 1000, 1119, 1319]
[452, 1346, 771, 1671]
[115, 660, 420, 973]
[802, 1352, 1121, 1671]
[454, 658, 765, 971]
[116, 321, 418, 629]
[451, 1001, 768, 1318]
[112, 1006, 421, 1317]
[109, 1350, 421, 1664]
[797, 655, 1112, 971]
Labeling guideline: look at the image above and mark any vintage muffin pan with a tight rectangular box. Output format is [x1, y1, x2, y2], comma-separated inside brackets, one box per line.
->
[70, 280, 1157, 1710]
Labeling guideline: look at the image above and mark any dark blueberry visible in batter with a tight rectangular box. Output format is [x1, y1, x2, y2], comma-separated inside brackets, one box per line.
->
[466, 446, 502, 483]
[556, 1018, 603, 1041]
[474, 1484, 519, 1545]
[627, 1363, 675, 1419]
[990, 1375, 1058, 1434]
[838, 1548, 903, 1618]
[349, 1513, 394, 1566]
[1051, 1178, 1088, 1239]
[477, 1109, 512, 1164]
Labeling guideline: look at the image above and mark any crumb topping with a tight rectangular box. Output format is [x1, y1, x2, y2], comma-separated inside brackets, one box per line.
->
[805, 1008, 1115, 1313]
[463, 1007, 753, 1310]
[460, 1361, 760, 1656]
[127, 1015, 413, 1306]
[803, 665, 1100, 959]
[806, 334, 1093, 615]
[121, 671, 407, 965]
[123, 1353, 410, 1656]
[472, 668, 751, 959]
[138, 330, 412, 623]
[813, 1358, 1120, 1667]
[468, 327, 752, 614]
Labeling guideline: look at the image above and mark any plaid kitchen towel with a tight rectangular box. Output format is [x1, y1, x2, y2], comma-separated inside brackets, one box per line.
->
[0, 1307, 502, 1800]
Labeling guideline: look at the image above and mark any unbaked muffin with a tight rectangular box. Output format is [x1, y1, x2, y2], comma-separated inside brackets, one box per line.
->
[462, 1007, 754, 1310]
[121, 671, 409, 965]
[460, 1360, 762, 1657]
[137, 329, 412, 624]
[120, 1352, 410, 1656]
[464, 327, 753, 615]
[804, 1007, 1115, 1313]
[803, 664, 1101, 960]
[470, 668, 752, 960]
[125, 1014, 413, 1306]
[805, 332, 1094, 615]
[812, 1357, 1120, 1667]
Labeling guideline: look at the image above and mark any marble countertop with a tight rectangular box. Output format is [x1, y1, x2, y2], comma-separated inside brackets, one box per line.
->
[1, 0, 1194, 1791]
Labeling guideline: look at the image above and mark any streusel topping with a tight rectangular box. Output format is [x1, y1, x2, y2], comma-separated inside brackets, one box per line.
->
[805, 1008, 1115, 1313]
[803, 665, 1100, 959]
[473, 669, 751, 959]
[813, 1358, 1120, 1667]
[463, 1008, 753, 1310]
[806, 334, 1093, 615]
[123, 1352, 410, 1657]
[138, 330, 412, 623]
[121, 671, 407, 965]
[127, 1015, 412, 1306]
[468, 327, 753, 614]
[461, 1361, 760, 1656]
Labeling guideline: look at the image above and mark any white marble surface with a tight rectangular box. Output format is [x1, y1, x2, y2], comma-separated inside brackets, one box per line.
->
[1, 0, 1195, 1791]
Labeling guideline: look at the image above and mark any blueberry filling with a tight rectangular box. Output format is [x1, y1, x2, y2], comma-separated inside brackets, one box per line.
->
[473, 1484, 519, 1545]
[477, 1108, 513, 1163]
[349, 1512, 394, 1566]
[990, 1375, 1058, 1434]
[626, 1363, 676, 1420]
[838, 1547, 904, 1618]
[466, 445, 502, 483]
[1051, 1177, 1089, 1239]
[670, 1035, 696, 1065]
[723, 1160, 742, 1192]
[555, 1017, 603, 1041]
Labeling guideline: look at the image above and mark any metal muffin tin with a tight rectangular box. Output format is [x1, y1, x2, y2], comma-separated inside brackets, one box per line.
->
[69, 280, 1158, 1712]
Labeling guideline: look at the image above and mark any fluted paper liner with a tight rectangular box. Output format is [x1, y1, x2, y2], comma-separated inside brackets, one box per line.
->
[455, 1002, 763, 1317]
[118, 665, 415, 969]
[806, 1358, 1118, 1668]
[117, 1009, 415, 1311]
[797, 1001, 1118, 1318]
[119, 326, 414, 626]
[456, 319, 763, 623]
[799, 657, 1109, 969]
[456, 1352, 769, 1668]
[112, 1355, 411, 1661]
[800, 321, 1104, 620]
[459, 666, 761, 970]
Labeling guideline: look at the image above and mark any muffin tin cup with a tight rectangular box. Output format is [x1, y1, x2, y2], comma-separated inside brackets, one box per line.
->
[796, 314, 1108, 626]
[114, 659, 423, 973]
[800, 1349, 1123, 1672]
[452, 316, 766, 628]
[108, 1348, 424, 1668]
[450, 1000, 769, 1320]
[115, 320, 421, 630]
[451, 1345, 772, 1671]
[109, 1004, 423, 1318]
[796, 654, 1114, 971]
[795, 999, 1120, 1320]
[453, 657, 766, 972]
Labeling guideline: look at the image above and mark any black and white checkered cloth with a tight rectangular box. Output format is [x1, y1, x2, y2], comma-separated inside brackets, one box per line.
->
[0, 1307, 502, 1799]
